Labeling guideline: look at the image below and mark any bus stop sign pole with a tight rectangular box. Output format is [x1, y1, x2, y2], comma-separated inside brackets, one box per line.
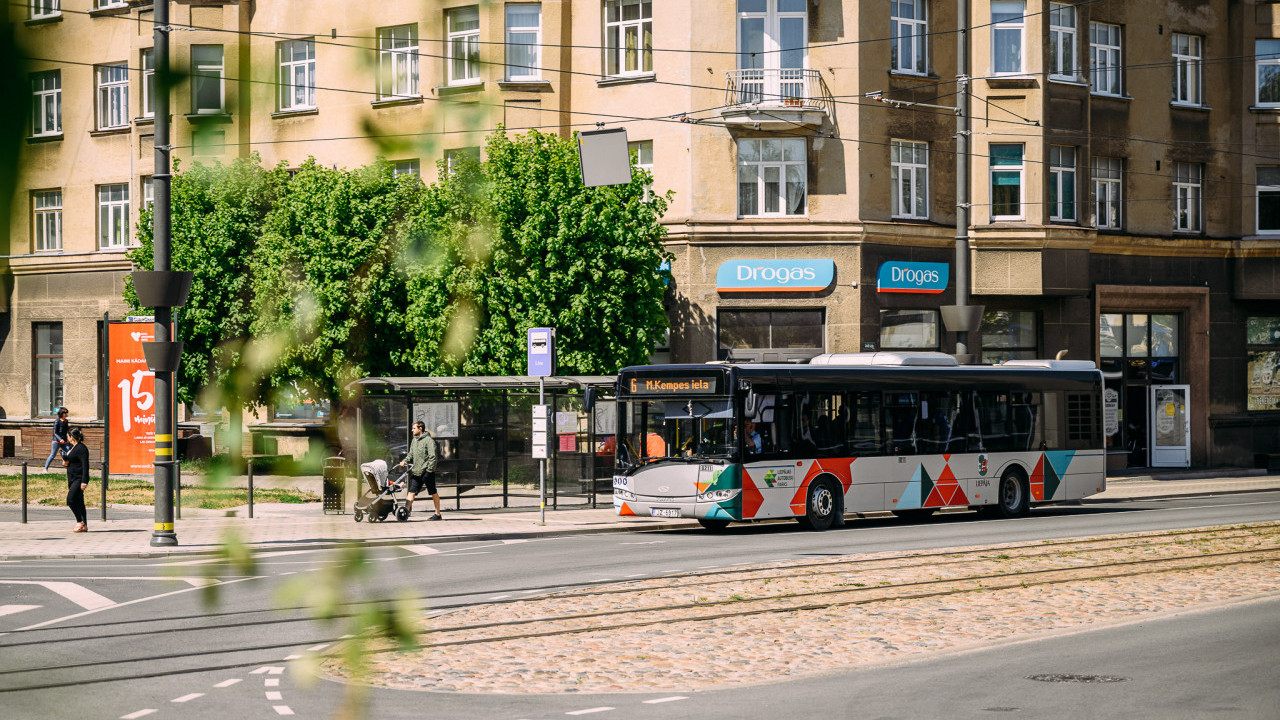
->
[528, 328, 554, 525]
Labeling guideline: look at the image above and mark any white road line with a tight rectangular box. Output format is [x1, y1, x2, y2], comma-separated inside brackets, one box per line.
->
[15, 576, 260, 631]
[213, 679, 241, 688]
[488, 594, 511, 600]
[642, 696, 688, 704]
[623, 574, 645, 578]
[156, 550, 327, 567]
[251, 666, 281, 675]
[306, 644, 329, 652]
[266, 691, 283, 701]
[265, 679, 280, 687]
[268, 666, 285, 675]
[449, 551, 491, 556]
[273, 706, 294, 715]
[16, 576, 217, 587]
[565, 708, 615, 715]
[120, 710, 157, 719]
[172, 693, 204, 703]
[398, 545, 441, 555]
[283, 654, 301, 660]
[0, 581, 114, 611]
[0, 605, 40, 618]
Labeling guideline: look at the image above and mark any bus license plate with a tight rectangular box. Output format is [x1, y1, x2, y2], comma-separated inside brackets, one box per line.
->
[651, 508, 679, 518]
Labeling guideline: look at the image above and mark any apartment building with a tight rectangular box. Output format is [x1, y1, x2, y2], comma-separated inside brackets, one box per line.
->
[4, 0, 1279, 471]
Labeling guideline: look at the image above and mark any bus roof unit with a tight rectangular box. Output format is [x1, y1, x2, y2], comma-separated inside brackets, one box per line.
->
[807, 352, 960, 367]
[999, 359, 1098, 370]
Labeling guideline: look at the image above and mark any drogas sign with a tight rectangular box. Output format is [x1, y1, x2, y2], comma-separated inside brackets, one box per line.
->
[715, 259, 835, 293]
[876, 261, 949, 294]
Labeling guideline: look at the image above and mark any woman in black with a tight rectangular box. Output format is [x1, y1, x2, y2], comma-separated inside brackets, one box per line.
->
[63, 428, 90, 533]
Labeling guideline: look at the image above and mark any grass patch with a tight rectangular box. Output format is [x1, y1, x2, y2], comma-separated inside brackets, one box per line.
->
[0, 472, 318, 509]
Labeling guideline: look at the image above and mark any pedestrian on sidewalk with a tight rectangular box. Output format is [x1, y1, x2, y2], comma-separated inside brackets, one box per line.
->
[63, 428, 91, 533]
[396, 421, 441, 520]
[44, 407, 70, 471]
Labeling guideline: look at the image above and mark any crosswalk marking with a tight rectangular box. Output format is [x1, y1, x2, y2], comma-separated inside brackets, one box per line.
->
[0, 581, 114, 610]
[0, 605, 40, 618]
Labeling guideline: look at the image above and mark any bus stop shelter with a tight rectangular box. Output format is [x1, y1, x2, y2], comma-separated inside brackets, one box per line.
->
[351, 375, 618, 510]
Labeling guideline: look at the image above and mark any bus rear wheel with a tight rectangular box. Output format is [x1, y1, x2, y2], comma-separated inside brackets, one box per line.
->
[698, 518, 731, 532]
[991, 468, 1030, 519]
[797, 477, 838, 531]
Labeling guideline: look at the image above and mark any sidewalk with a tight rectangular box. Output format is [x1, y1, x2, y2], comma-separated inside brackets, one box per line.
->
[1, 472, 1277, 560]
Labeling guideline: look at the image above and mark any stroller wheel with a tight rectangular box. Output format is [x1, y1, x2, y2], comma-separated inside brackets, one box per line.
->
[366, 511, 378, 523]
[353, 509, 364, 523]
[396, 506, 410, 522]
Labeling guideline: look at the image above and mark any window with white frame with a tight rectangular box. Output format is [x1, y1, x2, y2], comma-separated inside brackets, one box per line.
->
[30, 0, 59, 20]
[605, 0, 653, 77]
[33, 190, 62, 252]
[891, 0, 927, 75]
[505, 5, 541, 80]
[1173, 162, 1202, 233]
[1090, 22, 1122, 96]
[93, 0, 126, 8]
[97, 183, 129, 248]
[989, 143, 1024, 219]
[738, 138, 806, 217]
[991, 1, 1025, 75]
[444, 147, 481, 175]
[447, 6, 481, 85]
[278, 39, 315, 111]
[1257, 40, 1280, 106]
[1048, 3, 1076, 81]
[629, 139, 654, 195]
[142, 176, 154, 209]
[891, 140, 928, 219]
[1091, 156, 1123, 229]
[378, 24, 418, 98]
[392, 159, 420, 178]
[141, 49, 154, 119]
[191, 45, 224, 114]
[1172, 34, 1202, 106]
[31, 70, 60, 137]
[1049, 145, 1076, 222]
[736, 0, 807, 104]
[1258, 167, 1280, 234]
[96, 63, 128, 129]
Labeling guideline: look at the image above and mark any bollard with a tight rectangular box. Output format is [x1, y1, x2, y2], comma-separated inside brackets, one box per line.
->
[247, 458, 254, 519]
[100, 461, 108, 522]
[20, 461, 27, 524]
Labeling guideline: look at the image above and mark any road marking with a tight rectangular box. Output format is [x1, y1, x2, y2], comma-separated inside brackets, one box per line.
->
[265, 679, 280, 687]
[284, 654, 301, 660]
[120, 711, 156, 719]
[269, 666, 285, 675]
[307, 644, 329, 652]
[266, 691, 283, 701]
[273, 706, 294, 715]
[565, 708, 614, 715]
[449, 551, 491, 556]
[252, 666, 283, 675]
[0, 605, 40, 618]
[620, 541, 665, 545]
[172, 693, 204, 703]
[0, 581, 114, 610]
[398, 545, 441, 555]
[488, 594, 511, 600]
[623, 574, 646, 578]
[156, 550, 327, 567]
[642, 696, 688, 704]
[15, 576, 260, 631]
[213, 679, 241, 688]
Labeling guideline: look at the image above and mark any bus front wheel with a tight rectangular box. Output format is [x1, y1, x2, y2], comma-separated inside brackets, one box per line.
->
[992, 468, 1031, 519]
[797, 477, 838, 531]
[698, 518, 731, 532]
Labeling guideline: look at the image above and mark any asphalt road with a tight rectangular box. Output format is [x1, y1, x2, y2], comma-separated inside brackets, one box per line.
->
[2, 491, 1279, 720]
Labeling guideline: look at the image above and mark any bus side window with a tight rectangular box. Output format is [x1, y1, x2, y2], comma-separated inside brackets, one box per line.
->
[847, 391, 882, 456]
[964, 391, 985, 452]
[1010, 392, 1041, 451]
[977, 392, 1012, 453]
[885, 392, 919, 455]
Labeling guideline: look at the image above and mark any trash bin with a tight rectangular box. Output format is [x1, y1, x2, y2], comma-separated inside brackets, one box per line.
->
[323, 456, 346, 514]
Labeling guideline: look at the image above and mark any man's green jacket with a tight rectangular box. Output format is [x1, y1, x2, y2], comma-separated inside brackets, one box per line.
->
[407, 432, 438, 474]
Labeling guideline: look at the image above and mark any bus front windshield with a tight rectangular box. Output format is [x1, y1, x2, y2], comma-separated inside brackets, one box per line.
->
[618, 398, 737, 470]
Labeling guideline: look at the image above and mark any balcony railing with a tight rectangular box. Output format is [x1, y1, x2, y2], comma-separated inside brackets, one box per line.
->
[724, 68, 834, 116]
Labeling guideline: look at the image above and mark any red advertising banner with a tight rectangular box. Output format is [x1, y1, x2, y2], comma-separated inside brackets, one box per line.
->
[108, 322, 156, 475]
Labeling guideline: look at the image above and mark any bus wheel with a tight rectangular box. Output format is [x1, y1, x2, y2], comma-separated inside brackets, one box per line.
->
[994, 468, 1031, 518]
[799, 477, 838, 531]
[698, 518, 731, 532]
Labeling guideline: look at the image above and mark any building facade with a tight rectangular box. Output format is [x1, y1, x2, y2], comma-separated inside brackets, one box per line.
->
[5, 0, 1280, 470]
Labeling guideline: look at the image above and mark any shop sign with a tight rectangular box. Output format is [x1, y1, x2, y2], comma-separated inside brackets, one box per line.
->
[1247, 350, 1280, 411]
[108, 322, 156, 475]
[715, 259, 835, 293]
[876, 261, 949, 294]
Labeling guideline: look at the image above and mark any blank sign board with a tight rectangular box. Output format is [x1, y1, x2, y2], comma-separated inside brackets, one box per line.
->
[577, 127, 632, 187]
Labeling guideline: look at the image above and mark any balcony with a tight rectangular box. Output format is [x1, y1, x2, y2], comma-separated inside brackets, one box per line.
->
[722, 68, 833, 130]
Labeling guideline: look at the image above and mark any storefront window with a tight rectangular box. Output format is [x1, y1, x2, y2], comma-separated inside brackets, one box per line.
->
[1247, 316, 1280, 411]
[980, 310, 1037, 364]
[879, 308, 938, 349]
[718, 309, 823, 358]
[272, 386, 331, 421]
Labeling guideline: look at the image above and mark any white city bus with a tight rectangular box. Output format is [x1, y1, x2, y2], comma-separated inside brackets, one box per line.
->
[613, 352, 1105, 531]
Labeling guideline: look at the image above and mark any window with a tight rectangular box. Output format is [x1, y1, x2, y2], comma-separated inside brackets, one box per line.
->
[1048, 3, 1076, 80]
[629, 139, 654, 195]
[378, 24, 418, 98]
[736, 0, 807, 103]
[93, 0, 126, 8]
[96, 63, 128, 129]
[1172, 33, 1202, 106]
[1090, 22, 1122, 96]
[191, 45, 224, 114]
[1091, 156, 1122, 229]
[980, 310, 1037, 364]
[447, 6, 481, 85]
[991, 1, 1024, 75]
[1049, 145, 1076, 222]
[1257, 40, 1280, 106]
[31, 0, 59, 19]
[891, 0, 927, 75]
[605, 0, 653, 76]
[31, 70, 60, 137]
[891, 140, 928, 219]
[1257, 166, 1280, 234]
[718, 309, 824, 359]
[142, 176, 154, 208]
[989, 143, 1024, 219]
[97, 183, 129, 248]
[278, 39, 315, 111]
[392, 159, 420, 178]
[1173, 162, 1202, 233]
[33, 323, 63, 417]
[33, 190, 62, 252]
[1246, 316, 1280, 411]
[141, 49, 154, 118]
[880, 309, 938, 349]
[444, 146, 481, 175]
[505, 5, 541, 80]
[737, 138, 806, 217]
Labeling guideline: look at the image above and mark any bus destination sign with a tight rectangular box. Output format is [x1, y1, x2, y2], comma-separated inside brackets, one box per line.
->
[627, 376, 718, 395]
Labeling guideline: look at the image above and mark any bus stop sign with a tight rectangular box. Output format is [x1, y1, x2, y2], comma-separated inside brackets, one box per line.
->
[528, 327, 555, 377]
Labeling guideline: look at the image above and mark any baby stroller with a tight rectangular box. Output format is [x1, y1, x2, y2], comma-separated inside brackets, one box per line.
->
[353, 459, 410, 523]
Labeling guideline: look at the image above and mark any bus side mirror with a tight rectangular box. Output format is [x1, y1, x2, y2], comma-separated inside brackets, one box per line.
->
[583, 387, 597, 413]
[744, 391, 758, 420]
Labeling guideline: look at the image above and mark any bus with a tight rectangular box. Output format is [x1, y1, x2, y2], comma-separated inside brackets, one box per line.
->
[612, 352, 1105, 531]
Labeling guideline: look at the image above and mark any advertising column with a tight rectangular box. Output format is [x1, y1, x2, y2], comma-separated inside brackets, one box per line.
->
[108, 323, 156, 475]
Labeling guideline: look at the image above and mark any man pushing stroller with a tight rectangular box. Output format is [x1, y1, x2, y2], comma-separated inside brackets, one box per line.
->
[397, 420, 442, 520]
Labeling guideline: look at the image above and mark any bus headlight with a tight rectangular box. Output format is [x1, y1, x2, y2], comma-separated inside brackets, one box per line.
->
[614, 489, 638, 501]
[697, 488, 740, 503]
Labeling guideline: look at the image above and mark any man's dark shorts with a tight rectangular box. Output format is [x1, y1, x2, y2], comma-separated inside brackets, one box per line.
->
[408, 471, 437, 496]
